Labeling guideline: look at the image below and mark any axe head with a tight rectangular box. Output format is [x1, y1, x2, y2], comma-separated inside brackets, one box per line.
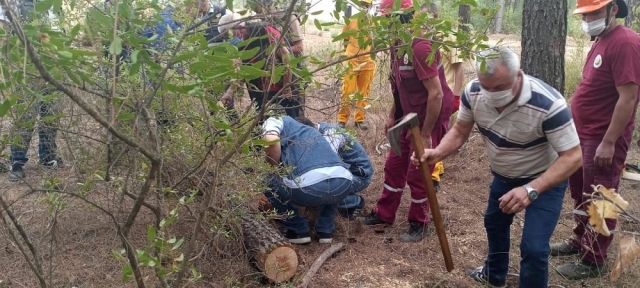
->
[387, 113, 419, 156]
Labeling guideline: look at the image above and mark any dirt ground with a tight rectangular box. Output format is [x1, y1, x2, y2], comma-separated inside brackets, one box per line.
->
[1, 29, 640, 288]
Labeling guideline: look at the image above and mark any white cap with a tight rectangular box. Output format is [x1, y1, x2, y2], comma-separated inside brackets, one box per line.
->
[217, 12, 245, 34]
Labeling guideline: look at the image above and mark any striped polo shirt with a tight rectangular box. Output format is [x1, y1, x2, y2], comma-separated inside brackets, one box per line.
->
[458, 74, 580, 179]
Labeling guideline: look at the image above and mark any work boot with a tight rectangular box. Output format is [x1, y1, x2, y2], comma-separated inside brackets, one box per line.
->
[466, 266, 506, 288]
[8, 164, 25, 182]
[355, 122, 368, 130]
[360, 211, 390, 226]
[399, 221, 428, 242]
[556, 260, 608, 280]
[550, 240, 580, 256]
[339, 196, 365, 220]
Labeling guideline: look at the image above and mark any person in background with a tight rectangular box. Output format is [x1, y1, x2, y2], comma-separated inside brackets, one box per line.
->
[551, 0, 640, 280]
[296, 117, 373, 220]
[262, 115, 352, 244]
[337, 0, 376, 131]
[248, 0, 307, 116]
[421, 2, 464, 191]
[218, 14, 295, 118]
[412, 46, 582, 288]
[360, 0, 453, 243]
[6, 0, 66, 181]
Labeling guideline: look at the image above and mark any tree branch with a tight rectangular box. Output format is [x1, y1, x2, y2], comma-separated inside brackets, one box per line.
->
[0, 0, 159, 162]
[0, 195, 47, 288]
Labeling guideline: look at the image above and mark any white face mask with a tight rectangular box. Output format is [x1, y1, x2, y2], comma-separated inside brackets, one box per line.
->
[481, 88, 515, 107]
[582, 17, 607, 37]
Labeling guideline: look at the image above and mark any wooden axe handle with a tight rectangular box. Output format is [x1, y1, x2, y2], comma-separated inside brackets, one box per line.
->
[409, 126, 454, 272]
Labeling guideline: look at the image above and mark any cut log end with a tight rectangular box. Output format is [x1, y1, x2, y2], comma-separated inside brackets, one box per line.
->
[242, 214, 300, 283]
[262, 246, 300, 283]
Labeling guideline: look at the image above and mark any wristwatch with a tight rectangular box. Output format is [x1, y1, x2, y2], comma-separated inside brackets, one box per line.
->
[523, 184, 539, 202]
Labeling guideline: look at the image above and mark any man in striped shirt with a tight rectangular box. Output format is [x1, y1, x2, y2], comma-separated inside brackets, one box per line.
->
[411, 46, 582, 288]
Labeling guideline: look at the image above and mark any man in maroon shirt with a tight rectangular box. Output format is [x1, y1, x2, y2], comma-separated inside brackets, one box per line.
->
[361, 0, 454, 242]
[552, 0, 640, 280]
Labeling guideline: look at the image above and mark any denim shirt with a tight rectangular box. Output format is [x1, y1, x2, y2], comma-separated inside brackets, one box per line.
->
[142, 6, 182, 52]
[318, 122, 374, 182]
[268, 117, 349, 179]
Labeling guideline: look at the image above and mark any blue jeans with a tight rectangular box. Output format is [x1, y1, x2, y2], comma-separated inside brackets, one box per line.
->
[483, 176, 566, 288]
[338, 175, 371, 209]
[264, 175, 351, 234]
[10, 100, 59, 168]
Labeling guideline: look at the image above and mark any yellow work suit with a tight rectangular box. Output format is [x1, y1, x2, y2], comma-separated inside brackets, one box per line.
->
[338, 16, 376, 123]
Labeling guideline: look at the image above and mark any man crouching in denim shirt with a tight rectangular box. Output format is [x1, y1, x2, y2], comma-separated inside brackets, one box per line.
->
[296, 117, 373, 220]
[262, 115, 353, 244]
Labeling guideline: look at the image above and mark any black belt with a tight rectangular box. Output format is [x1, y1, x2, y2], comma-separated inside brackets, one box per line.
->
[491, 170, 536, 186]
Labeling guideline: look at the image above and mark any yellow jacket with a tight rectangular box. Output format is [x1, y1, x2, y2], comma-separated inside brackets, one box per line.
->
[342, 15, 376, 71]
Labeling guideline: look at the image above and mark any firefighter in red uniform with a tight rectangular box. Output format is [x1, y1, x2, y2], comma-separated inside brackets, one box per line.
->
[552, 0, 640, 280]
[361, 0, 454, 242]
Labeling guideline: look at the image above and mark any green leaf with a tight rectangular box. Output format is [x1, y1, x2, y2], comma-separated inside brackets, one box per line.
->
[109, 37, 123, 56]
[147, 226, 156, 242]
[172, 238, 184, 250]
[63, 67, 82, 85]
[175, 253, 184, 262]
[35, 0, 53, 12]
[57, 51, 73, 59]
[310, 10, 323, 15]
[167, 237, 177, 244]
[172, 51, 199, 63]
[237, 65, 269, 80]
[238, 47, 259, 60]
[0, 100, 12, 117]
[122, 264, 133, 282]
[130, 50, 140, 64]
[116, 113, 136, 121]
[52, 0, 62, 13]
[161, 82, 189, 94]
[313, 19, 322, 31]
[212, 121, 231, 130]
[69, 49, 97, 57]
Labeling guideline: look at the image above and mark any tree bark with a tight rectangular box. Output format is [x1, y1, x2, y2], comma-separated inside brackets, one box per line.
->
[495, 0, 506, 33]
[458, 4, 471, 32]
[521, 0, 567, 94]
[241, 214, 300, 283]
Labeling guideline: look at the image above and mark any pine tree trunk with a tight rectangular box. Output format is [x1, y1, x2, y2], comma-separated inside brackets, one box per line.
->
[458, 4, 471, 32]
[513, 0, 520, 13]
[495, 0, 506, 33]
[241, 214, 300, 283]
[521, 0, 567, 94]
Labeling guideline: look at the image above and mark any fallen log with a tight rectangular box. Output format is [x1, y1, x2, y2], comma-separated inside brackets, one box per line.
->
[241, 214, 300, 283]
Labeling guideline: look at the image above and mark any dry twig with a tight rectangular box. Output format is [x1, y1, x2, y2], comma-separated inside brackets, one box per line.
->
[296, 242, 345, 288]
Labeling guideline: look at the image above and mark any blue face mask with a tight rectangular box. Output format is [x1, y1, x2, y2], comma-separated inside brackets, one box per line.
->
[229, 37, 242, 46]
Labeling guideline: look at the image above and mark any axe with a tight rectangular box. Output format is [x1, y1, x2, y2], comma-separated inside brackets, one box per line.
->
[387, 112, 454, 272]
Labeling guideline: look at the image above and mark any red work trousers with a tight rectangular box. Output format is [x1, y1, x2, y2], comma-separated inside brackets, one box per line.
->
[374, 119, 448, 225]
[569, 134, 631, 265]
